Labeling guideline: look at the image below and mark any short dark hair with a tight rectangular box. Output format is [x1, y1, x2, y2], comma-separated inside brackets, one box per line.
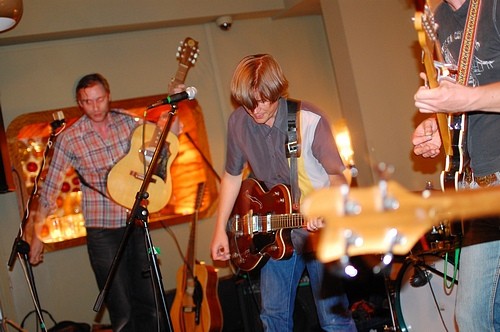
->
[75, 73, 110, 100]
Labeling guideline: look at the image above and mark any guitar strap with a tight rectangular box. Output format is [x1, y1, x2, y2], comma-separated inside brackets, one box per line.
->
[457, 0, 481, 87]
[456, 0, 481, 176]
[285, 98, 301, 212]
[76, 170, 110, 199]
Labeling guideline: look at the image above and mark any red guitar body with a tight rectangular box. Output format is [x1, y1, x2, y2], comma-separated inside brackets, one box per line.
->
[227, 178, 303, 272]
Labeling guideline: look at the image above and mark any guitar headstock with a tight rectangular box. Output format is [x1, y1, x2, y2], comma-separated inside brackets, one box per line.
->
[414, 2, 440, 86]
[176, 37, 199, 68]
[302, 181, 433, 263]
[413, 2, 453, 155]
[415, 6, 437, 49]
[301, 178, 500, 264]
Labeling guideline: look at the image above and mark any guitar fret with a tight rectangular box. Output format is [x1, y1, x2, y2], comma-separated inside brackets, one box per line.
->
[269, 213, 303, 230]
[232, 212, 305, 235]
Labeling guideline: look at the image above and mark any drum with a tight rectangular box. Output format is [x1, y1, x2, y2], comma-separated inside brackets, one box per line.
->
[395, 254, 458, 332]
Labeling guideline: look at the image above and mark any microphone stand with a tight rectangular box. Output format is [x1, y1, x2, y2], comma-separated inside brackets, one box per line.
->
[93, 104, 179, 332]
[6, 119, 65, 332]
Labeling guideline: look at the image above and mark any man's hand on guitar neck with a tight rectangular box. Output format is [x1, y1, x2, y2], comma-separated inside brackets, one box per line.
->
[156, 82, 186, 135]
[168, 82, 186, 95]
[415, 78, 474, 113]
[304, 173, 346, 232]
[306, 217, 324, 232]
[412, 117, 441, 158]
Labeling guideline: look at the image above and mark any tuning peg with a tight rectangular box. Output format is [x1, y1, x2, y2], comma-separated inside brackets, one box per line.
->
[339, 184, 361, 215]
[374, 163, 400, 211]
[348, 164, 359, 178]
[378, 178, 399, 211]
[376, 162, 395, 181]
[383, 194, 400, 211]
[328, 252, 358, 278]
[372, 228, 406, 274]
[329, 229, 363, 278]
[343, 229, 364, 248]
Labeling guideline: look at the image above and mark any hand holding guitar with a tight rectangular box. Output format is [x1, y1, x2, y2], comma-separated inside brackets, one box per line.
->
[305, 216, 324, 232]
[415, 77, 476, 114]
[413, 1, 467, 191]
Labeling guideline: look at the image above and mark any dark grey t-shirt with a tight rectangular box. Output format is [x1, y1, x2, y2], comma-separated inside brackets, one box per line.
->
[436, 0, 500, 244]
[436, 0, 500, 177]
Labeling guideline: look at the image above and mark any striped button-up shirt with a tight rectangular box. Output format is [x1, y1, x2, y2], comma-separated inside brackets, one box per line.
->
[40, 110, 138, 228]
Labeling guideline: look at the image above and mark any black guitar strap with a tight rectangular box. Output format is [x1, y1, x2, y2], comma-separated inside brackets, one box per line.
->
[76, 170, 110, 199]
[286, 98, 301, 212]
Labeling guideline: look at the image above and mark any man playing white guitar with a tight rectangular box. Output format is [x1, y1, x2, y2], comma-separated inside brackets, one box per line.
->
[412, 0, 500, 330]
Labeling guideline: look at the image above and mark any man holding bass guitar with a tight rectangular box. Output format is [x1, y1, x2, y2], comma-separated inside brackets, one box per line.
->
[210, 54, 356, 331]
[412, 0, 500, 330]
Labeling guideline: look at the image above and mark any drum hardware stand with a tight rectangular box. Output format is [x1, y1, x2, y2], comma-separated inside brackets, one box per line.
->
[380, 259, 401, 332]
[6, 114, 65, 332]
[93, 104, 181, 332]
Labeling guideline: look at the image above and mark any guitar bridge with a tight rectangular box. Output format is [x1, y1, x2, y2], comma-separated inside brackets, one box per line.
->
[182, 306, 195, 313]
[129, 170, 157, 183]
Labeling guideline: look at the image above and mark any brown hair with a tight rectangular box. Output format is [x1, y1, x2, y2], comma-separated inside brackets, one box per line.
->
[75, 73, 110, 100]
[230, 54, 289, 110]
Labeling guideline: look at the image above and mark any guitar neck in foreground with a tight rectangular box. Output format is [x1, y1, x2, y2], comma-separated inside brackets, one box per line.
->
[302, 180, 500, 263]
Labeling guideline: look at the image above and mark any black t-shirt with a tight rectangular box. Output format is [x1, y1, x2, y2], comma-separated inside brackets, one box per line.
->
[435, 0, 500, 245]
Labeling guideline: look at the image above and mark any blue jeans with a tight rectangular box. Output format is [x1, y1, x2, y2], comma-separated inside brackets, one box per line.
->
[259, 252, 357, 332]
[455, 241, 500, 332]
[86, 226, 164, 332]
[456, 173, 500, 331]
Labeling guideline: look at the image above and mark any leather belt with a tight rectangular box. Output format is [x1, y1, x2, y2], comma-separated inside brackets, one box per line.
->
[464, 171, 499, 188]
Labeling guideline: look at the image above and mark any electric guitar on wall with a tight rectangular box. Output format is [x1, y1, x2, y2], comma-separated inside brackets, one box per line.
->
[171, 182, 223, 332]
[226, 178, 306, 272]
[414, 1, 468, 191]
[107, 37, 200, 212]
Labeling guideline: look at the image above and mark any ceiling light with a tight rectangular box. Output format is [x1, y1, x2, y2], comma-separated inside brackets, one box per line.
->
[0, 0, 23, 33]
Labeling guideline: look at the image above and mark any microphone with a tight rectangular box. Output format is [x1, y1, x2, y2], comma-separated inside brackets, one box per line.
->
[410, 265, 430, 287]
[147, 86, 197, 109]
[50, 111, 66, 132]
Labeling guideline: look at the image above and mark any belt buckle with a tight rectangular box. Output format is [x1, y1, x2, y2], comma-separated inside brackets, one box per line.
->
[474, 173, 498, 187]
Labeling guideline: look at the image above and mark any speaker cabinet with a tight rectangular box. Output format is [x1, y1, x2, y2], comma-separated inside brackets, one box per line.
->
[223, 272, 322, 332]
